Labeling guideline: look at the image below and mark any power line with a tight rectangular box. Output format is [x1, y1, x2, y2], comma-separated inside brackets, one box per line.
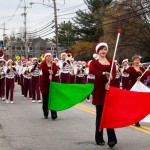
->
[58, 3, 85, 13]
[27, 21, 54, 34]
[5, 0, 24, 24]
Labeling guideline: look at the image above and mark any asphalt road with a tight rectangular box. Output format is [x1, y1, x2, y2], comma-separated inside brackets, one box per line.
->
[0, 83, 150, 150]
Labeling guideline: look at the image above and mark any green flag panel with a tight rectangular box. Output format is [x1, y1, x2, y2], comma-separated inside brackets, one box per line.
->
[48, 82, 94, 111]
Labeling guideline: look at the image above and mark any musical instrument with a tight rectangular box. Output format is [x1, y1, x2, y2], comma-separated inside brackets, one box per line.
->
[11, 61, 16, 67]
[15, 55, 21, 61]
[25, 69, 31, 77]
[38, 59, 42, 65]
[81, 65, 86, 72]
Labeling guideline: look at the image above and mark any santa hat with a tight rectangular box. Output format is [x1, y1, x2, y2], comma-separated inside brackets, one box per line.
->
[114, 59, 117, 63]
[95, 42, 108, 53]
[132, 55, 141, 61]
[122, 58, 128, 63]
[61, 52, 67, 58]
[22, 58, 28, 63]
[93, 53, 99, 60]
[31, 57, 37, 62]
[6, 59, 12, 66]
[44, 52, 52, 60]
[54, 57, 58, 61]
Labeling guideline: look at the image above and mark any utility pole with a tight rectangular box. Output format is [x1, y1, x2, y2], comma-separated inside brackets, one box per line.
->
[22, 0, 27, 58]
[20, 0, 31, 58]
[9, 35, 13, 59]
[52, 0, 59, 57]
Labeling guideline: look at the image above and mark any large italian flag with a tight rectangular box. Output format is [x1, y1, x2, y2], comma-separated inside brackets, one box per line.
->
[48, 82, 94, 111]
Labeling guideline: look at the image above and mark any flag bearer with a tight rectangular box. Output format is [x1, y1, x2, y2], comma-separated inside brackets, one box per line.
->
[40, 52, 58, 119]
[89, 42, 117, 148]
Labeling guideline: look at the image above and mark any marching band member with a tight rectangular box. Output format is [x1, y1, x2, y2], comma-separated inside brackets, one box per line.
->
[89, 42, 117, 148]
[0, 58, 6, 100]
[53, 57, 61, 82]
[40, 52, 58, 119]
[74, 61, 86, 84]
[30, 57, 41, 103]
[114, 60, 121, 88]
[121, 59, 130, 90]
[19, 58, 27, 96]
[5, 59, 16, 104]
[23, 61, 32, 99]
[124, 55, 145, 127]
[59, 52, 72, 83]
[70, 58, 75, 83]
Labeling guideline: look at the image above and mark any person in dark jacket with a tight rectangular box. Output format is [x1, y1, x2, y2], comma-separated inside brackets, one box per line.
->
[40, 52, 58, 120]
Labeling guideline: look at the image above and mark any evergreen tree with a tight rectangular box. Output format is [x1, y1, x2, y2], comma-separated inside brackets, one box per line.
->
[73, 0, 112, 42]
[57, 21, 77, 49]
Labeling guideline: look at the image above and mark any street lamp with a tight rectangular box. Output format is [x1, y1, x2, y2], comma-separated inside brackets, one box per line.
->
[30, 1, 59, 58]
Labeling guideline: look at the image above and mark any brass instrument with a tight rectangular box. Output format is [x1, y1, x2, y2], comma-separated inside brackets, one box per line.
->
[38, 59, 42, 65]
[12, 61, 16, 67]
[82, 65, 86, 71]
[67, 54, 71, 57]
[67, 53, 72, 60]
[25, 69, 31, 77]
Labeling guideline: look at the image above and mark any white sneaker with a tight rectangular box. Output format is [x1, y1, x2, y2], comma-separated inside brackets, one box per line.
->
[6, 100, 9, 103]
[2, 97, 5, 101]
[86, 99, 91, 102]
[32, 100, 36, 103]
[37, 100, 42, 103]
[10, 101, 14, 104]
[30, 98, 33, 100]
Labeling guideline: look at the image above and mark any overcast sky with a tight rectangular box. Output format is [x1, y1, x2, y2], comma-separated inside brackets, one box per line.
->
[0, 0, 87, 40]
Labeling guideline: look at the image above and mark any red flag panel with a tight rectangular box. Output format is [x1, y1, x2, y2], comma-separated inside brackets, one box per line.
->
[100, 87, 150, 130]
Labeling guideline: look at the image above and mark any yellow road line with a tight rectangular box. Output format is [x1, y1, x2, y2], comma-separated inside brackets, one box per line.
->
[76, 104, 96, 113]
[141, 125, 150, 132]
[130, 125, 150, 134]
[74, 105, 96, 115]
[75, 104, 150, 135]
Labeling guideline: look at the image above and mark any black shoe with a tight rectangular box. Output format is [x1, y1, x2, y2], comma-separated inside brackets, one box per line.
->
[44, 116, 48, 119]
[51, 114, 57, 120]
[51, 111, 57, 120]
[135, 122, 141, 127]
[108, 141, 116, 148]
[96, 141, 105, 146]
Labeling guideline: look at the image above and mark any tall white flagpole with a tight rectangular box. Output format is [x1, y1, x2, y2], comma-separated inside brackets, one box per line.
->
[108, 29, 122, 84]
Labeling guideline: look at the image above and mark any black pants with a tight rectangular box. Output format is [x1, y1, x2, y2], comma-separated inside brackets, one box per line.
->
[95, 105, 117, 144]
[42, 94, 57, 118]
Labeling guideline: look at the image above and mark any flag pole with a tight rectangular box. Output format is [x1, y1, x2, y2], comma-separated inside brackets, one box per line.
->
[108, 29, 122, 84]
[140, 64, 150, 79]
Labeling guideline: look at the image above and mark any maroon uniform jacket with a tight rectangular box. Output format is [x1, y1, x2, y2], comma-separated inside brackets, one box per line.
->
[124, 66, 145, 89]
[89, 59, 116, 105]
[40, 61, 57, 94]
